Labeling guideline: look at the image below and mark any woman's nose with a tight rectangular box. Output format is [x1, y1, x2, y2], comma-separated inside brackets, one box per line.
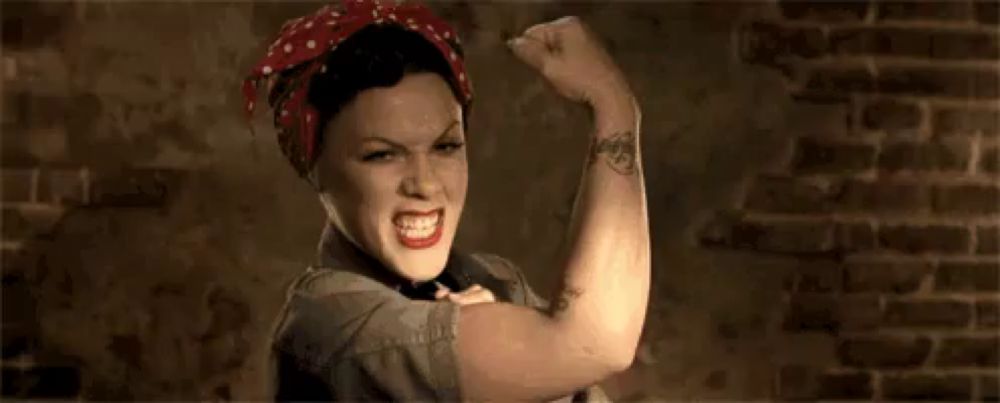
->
[401, 156, 442, 199]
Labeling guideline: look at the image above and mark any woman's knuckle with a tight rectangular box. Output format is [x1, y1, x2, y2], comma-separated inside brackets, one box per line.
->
[524, 24, 546, 37]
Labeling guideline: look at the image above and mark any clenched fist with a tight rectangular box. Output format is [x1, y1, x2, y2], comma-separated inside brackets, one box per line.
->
[507, 16, 635, 118]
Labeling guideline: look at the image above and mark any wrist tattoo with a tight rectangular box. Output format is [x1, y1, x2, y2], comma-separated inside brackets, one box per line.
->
[551, 287, 584, 315]
[589, 131, 637, 175]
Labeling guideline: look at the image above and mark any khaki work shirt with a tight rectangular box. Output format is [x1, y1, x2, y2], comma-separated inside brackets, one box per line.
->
[268, 229, 610, 401]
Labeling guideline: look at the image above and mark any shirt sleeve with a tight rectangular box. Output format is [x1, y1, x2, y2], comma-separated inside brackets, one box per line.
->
[271, 269, 462, 401]
[470, 253, 551, 310]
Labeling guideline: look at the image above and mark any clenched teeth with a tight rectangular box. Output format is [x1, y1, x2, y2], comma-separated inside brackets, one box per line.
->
[394, 211, 441, 231]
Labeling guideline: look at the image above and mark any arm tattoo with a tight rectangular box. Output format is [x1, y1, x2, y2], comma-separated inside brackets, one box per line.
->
[588, 131, 637, 175]
[551, 287, 584, 315]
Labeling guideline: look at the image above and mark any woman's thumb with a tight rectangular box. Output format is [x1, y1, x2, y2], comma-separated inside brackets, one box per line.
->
[434, 282, 451, 300]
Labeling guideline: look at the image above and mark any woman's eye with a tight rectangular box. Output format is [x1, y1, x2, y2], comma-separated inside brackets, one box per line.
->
[434, 142, 465, 154]
[362, 150, 395, 162]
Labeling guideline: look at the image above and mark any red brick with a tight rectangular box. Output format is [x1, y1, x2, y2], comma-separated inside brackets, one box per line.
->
[832, 180, 929, 213]
[837, 335, 932, 368]
[933, 108, 999, 137]
[831, 28, 1000, 60]
[982, 375, 1000, 401]
[739, 22, 826, 66]
[932, 184, 1000, 215]
[982, 145, 999, 175]
[782, 102, 853, 137]
[876, 0, 974, 21]
[35, 169, 85, 205]
[975, 0, 1000, 24]
[780, 0, 871, 21]
[816, 372, 873, 400]
[784, 294, 881, 332]
[876, 66, 998, 99]
[795, 260, 842, 293]
[749, 220, 837, 254]
[879, 225, 970, 254]
[844, 260, 933, 293]
[699, 214, 835, 255]
[778, 366, 874, 400]
[793, 138, 876, 175]
[0, 2, 74, 50]
[979, 226, 999, 254]
[830, 27, 929, 57]
[883, 374, 972, 401]
[777, 365, 815, 400]
[936, 261, 1000, 291]
[884, 299, 972, 328]
[1, 16, 23, 48]
[859, 99, 922, 135]
[932, 30, 1000, 60]
[1, 169, 34, 203]
[744, 176, 832, 214]
[976, 300, 999, 328]
[834, 222, 877, 252]
[802, 66, 875, 98]
[935, 336, 999, 367]
[879, 141, 971, 173]
[0, 132, 40, 168]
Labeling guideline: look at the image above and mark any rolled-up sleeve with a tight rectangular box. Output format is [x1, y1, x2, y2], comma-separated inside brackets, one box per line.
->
[272, 270, 463, 401]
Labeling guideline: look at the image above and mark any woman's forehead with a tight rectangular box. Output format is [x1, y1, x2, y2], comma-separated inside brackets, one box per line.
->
[337, 74, 463, 144]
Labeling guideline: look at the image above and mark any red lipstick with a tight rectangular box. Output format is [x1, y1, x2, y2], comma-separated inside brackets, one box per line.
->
[393, 208, 444, 249]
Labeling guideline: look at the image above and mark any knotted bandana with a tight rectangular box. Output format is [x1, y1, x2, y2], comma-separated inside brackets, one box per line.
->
[242, 0, 473, 176]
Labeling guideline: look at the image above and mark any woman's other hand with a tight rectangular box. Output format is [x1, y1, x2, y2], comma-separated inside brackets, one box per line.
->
[435, 283, 496, 306]
[507, 16, 635, 117]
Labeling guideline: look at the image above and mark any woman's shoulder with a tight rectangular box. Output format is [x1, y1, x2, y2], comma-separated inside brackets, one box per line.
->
[289, 265, 391, 298]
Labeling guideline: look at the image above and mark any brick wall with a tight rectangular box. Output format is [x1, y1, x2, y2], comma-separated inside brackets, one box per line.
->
[701, 0, 999, 400]
[3, 0, 994, 400]
[1, 2, 186, 399]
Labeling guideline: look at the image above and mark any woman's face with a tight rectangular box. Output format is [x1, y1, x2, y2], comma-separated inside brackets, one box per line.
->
[314, 72, 468, 282]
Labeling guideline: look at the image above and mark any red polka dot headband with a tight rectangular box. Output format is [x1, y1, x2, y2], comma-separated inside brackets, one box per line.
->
[242, 0, 472, 177]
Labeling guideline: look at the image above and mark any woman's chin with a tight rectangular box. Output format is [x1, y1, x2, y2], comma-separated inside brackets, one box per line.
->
[382, 222, 454, 281]
[388, 247, 451, 282]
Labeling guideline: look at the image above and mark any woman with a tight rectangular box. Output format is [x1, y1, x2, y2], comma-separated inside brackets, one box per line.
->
[242, 1, 650, 401]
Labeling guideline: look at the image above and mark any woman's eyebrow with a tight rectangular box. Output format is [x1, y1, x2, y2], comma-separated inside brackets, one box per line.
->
[434, 120, 460, 141]
[361, 120, 461, 145]
[359, 136, 403, 148]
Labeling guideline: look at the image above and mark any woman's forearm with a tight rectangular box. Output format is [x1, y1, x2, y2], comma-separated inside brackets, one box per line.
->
[550, 93, 651, 370]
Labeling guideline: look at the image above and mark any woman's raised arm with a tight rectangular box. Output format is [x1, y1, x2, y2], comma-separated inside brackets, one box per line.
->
[455, 16, 651, 401]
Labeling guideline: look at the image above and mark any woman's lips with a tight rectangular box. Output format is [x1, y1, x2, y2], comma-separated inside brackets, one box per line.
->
[393, 208, 444, 249]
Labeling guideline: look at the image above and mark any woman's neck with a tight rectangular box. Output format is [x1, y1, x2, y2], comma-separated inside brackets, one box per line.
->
[317, 223, 422, 290]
